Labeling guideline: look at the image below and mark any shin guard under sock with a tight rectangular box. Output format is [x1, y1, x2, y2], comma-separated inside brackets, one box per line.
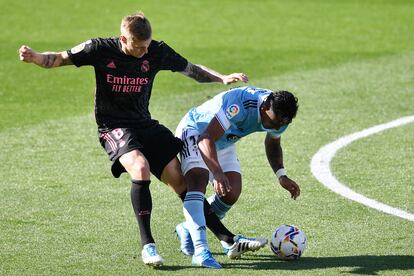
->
[179, 190, 234, 244]
[131, 180, 154, 247]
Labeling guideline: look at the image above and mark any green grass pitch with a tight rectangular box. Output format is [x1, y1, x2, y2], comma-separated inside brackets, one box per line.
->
[1, 0, 413, 275]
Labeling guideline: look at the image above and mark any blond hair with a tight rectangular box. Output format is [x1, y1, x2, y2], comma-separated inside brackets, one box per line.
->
[121, 12, 152, 41]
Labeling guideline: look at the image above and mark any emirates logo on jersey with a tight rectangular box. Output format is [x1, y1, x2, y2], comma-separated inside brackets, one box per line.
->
[141, 60, 150, 73]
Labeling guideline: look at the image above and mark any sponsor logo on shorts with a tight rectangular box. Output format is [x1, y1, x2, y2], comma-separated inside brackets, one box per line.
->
[119, 139, 125, 148]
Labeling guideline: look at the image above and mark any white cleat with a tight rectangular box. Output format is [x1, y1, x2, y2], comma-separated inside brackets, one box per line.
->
[141, 243, 164, 267]
[175, 222, 194, 256]
[224, 235, 268, 259]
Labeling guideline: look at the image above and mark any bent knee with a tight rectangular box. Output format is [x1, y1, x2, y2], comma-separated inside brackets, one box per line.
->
[221, 190, 240, 205]
[120, 152, 150, 179]
[185, 168, 209, 192]
[131, 161, 150, 177]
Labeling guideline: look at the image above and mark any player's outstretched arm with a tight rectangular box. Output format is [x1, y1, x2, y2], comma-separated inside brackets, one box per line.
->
[197, 117, 231, 196]
[180, 62, 248, 84]
[19, 45, 73, 68]
[265, 133, 300, 200]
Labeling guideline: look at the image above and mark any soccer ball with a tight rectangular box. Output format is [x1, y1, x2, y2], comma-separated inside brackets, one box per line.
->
[270, 224, 307, 260]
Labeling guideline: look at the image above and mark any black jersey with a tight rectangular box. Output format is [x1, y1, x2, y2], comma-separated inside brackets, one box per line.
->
[67, 38, 188, 130]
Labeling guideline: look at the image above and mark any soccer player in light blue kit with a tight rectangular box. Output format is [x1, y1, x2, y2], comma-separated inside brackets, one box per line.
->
[175, 86, 301, 268]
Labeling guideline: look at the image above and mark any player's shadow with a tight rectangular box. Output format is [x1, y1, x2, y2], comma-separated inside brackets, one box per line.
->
[223, 254, 414, 275]
[147, 265, 194, 271]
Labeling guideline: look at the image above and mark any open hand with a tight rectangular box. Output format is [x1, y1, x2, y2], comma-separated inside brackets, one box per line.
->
[222, 73, 249, 85]
[212, 171, 232, 197]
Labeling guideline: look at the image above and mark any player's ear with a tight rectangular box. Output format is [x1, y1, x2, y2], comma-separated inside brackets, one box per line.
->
[120, 35, 127, 44]
[261, 102, 271, 111]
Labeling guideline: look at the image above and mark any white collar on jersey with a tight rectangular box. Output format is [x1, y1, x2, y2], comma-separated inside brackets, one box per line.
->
[257, 92, 269, 126]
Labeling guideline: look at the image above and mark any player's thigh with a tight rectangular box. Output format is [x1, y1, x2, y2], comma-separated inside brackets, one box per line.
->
[216, 144, 241, 189]
[99, 127, 146, 178]
[215, 145, 241, 201]
[140, 124, 183, 181]
[119, 149, 151, 179]
[179, 130, 207, 174]
[161, 157, 186, 195]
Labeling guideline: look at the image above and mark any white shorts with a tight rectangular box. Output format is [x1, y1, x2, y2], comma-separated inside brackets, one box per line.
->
[177, 128, 240, 179]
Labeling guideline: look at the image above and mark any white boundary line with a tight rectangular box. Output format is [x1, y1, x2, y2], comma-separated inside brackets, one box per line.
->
[311, 115, 414, 222]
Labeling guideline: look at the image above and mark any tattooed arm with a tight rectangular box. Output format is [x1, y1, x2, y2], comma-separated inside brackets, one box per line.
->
[180, 62, 248, 84]
[19, 45, 73, 68]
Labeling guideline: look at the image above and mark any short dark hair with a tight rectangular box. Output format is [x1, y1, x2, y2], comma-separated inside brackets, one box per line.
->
[264, 90, 299, 121]
[121, 12, 152, 41]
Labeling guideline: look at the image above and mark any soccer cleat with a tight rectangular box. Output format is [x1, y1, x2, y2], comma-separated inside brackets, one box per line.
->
[141, 243, 164, 267]
[175, 222, 194, 256]
[192, 249, 222, 269]
[224, 235, 268, 259]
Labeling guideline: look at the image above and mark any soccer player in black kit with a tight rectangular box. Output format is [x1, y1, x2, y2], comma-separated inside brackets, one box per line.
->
[18, 12, 267, 268]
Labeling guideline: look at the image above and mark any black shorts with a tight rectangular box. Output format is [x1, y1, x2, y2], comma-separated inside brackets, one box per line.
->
[98, 124, 183, 179]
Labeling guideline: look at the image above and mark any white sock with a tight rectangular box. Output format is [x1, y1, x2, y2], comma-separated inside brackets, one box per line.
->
[183, 191, 208, 255]
[207, 193, 233, 220]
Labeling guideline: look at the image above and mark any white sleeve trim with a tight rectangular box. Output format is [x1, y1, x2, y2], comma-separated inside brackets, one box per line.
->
[268, 131, 282, 139]
[215, 108, 231, 130]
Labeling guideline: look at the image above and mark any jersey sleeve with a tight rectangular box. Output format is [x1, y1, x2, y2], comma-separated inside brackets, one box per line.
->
[66, 39, 97, 67]
[215, 89, 246, 131]
[158, 41, 188, 72]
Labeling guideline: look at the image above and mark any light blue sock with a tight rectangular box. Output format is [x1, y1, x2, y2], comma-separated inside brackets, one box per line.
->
[207, 193, 233, 220]
[183, 191, 208, 255]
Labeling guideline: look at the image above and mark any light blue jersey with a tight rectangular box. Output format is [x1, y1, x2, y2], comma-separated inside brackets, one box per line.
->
[180, 86, 288, 150]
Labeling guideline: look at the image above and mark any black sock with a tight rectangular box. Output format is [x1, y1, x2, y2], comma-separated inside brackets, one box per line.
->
[131, 180, 154, 247]
[179, 191, 235, 244]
